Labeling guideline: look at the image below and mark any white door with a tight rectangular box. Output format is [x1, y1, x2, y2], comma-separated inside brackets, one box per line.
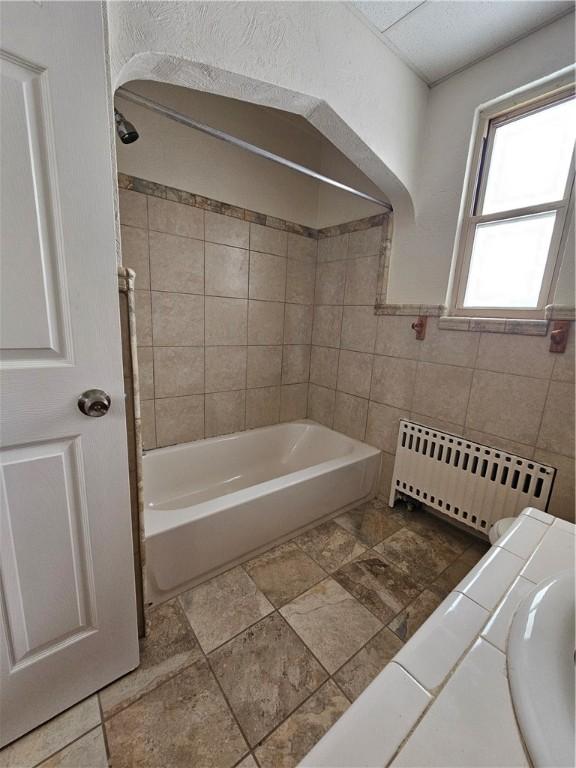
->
[0, 1, 139, 746]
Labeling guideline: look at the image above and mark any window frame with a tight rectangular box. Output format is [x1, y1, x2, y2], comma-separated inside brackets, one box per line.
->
[449, 82, 575, 319]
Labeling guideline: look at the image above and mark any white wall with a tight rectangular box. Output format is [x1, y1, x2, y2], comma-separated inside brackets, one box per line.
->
[107, 0, 428, 213]
[389, 14, 575, 304]
[115, 80, 382, 227]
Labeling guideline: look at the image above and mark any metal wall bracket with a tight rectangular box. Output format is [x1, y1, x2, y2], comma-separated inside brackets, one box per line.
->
[411, 316, 427, 340]
[549, 320, 570, 353]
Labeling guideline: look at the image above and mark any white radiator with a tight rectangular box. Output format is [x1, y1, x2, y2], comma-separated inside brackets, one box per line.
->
[389, 420, 556, 534]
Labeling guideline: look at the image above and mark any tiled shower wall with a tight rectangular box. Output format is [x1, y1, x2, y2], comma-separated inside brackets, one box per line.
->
[118, 188, 316, 449]
[309, 227, 575, 522]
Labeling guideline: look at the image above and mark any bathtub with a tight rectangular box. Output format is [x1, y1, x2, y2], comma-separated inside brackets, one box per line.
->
[143, 420, 381, 604]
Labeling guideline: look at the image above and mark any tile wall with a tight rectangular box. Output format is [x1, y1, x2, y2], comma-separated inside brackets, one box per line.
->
[309, 227, 575, 522]
[118, 188, 316, 449]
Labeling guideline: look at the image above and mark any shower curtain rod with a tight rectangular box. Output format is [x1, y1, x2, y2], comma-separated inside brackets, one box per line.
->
[116, 87, 393, 212]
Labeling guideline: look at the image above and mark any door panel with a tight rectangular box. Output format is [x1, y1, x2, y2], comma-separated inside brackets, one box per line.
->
[0, 2, 138, 746]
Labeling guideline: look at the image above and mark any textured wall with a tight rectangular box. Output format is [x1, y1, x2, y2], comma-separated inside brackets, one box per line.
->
[118, 186, 315, 449]
[309, 229, 576, 522]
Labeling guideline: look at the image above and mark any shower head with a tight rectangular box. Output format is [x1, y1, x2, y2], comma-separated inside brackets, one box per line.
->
[114, 108, 139, 144]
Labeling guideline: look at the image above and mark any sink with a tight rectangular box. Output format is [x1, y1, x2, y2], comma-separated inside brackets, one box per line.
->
[507, 570, 575, 768]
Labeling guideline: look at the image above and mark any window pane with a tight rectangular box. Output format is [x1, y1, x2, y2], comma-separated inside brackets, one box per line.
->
[482, 97, 575, 215]
[464, 212, 556, 308]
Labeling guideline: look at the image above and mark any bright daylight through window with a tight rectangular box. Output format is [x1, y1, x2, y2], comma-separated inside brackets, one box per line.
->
[456, 91, 575, 315]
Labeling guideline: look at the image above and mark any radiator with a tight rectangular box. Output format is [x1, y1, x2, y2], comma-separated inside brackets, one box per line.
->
[389, 420, 556, 534]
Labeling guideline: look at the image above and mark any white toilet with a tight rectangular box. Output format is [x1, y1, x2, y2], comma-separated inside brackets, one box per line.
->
[489, 517, 516, 545]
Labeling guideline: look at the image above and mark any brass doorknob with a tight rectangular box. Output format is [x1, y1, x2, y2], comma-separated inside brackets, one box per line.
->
[77, 389, 111, 417]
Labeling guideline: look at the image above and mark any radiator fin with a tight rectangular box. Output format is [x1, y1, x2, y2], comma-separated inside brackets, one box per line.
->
[389, 420, 556, 533]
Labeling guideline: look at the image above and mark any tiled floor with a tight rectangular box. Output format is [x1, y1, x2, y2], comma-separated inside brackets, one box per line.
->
[1, 498, 488, 768]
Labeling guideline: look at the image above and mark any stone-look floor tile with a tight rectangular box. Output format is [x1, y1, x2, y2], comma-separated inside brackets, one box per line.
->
[0, 696, 101, 768]
[243, 542, 325, 608]
[295, 520, 366, 572]
[280, 578, 382, 674]
[429, 555, 478, 599]
[254, 680, 349, 768]
[179, 567, 273, 653]
[333, 551, 421, 624]
[105, 659, 248, 768]
[461, 539, 490, 565]
[235, 755, 258, 768]
[37, 728, 108, 768]
[209, 613, 327, 748]
[403, 509, 473, 556]
[99, 598, 202, 718]
[333, 628, 403, 702]
[388, 589, 444, 642]
[335, 498, 403, 547]
[374, 528, 458, 588]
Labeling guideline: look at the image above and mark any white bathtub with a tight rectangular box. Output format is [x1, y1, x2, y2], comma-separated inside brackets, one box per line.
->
[143, 420, 381, 603]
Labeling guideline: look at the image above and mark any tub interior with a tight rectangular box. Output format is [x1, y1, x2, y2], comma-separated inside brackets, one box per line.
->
[145, 422, 358, 511]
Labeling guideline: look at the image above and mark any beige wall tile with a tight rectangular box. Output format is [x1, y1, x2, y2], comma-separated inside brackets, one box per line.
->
[537, 380, 575, 458]
[205, 211, 249, 249]
[413, 362, 473, 426]
[250, 223, 287, 256]
[149, 232, 204, 294]
[247, 345, 283, 388]
[152, 292, 204, 346]
[280, 383, 308, 422]
[371, 355, 416, 410]
[205, 346, 247, 392]
[466, 370, 548, 444]
[315, 261, 346, 305]
[137, 346, 154, 400]
[205, 390, 246, 437]
[148, 197, 204, 239]
[333, 391, 368, 441]
[375, 316, 421, 359]
[409, 411, 463, 436]
[141, 399, 156, 450]
[287, 233, 317, 261]
[154, 347, 204, 397]
[249, 252, 287, 301]
[344, 255, 378, 305]
[420, 323, 479, 368]
[286, 259, 316, 305]
[205, 242, 248, 298]
[366, 401, 409, 453]
[341, 306, 377, 353]
[205, 297, 247, 345]
[284, 304, 313, 344]
[337, 350, 373, 399]
[155, 395, 204, 446]
[121, 225, 150, 289]
[282, 345, 311, 384]
[134, 290, 152, 346]
[318, 234, 348, 262]
[463, 428, 534, 459]
[310, 345, 339, 389]
[247, 300, 284, 345]
[308, 384, 335, 427]
[378, 451, 396, 502]
[312, 305, 343, 348]
[348, 226, 381, 258]
[246, 386, 281, 428]
[475, 332, 553, 379]
[551, 325, 574, 382]
[534, 449, 575, 522]
[119, 189, 147, 228]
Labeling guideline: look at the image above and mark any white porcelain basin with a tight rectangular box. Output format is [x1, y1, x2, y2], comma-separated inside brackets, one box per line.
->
[507, 570, 575, 768]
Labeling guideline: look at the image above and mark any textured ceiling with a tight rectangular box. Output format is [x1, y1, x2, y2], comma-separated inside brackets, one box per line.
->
[351, 1, 574, 84]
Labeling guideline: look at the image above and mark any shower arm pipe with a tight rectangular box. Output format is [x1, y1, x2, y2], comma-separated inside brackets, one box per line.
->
[116, 87, 393, 212]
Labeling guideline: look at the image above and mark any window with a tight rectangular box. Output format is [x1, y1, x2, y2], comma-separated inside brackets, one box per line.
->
[451, 87, 575, 318]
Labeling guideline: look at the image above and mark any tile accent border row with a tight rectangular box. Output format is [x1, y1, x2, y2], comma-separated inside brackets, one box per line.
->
[118, 172, 388, 240]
